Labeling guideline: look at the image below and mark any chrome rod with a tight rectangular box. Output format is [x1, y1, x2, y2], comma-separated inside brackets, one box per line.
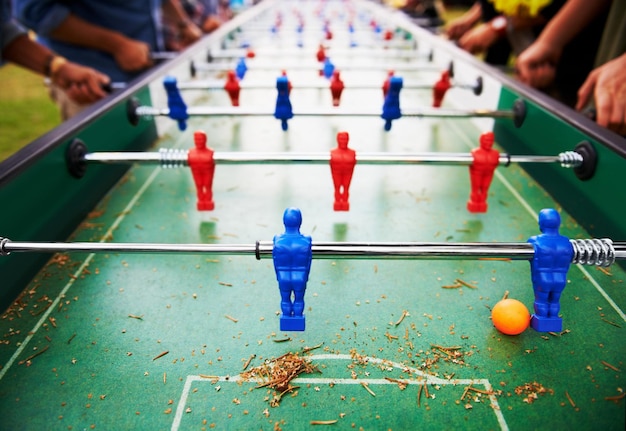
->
[151, 51, 179, 61]
[1, 240, 256, 255]
[192, 61, 442, 72]
[2, 237, 624, 264]
[177, 80, 471, 91]
[207, 48, 423, 59]
[83, 151, 578, 167]
[136, 105, 516, 119]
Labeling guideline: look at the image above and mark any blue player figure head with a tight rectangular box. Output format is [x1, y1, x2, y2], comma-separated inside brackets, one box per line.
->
[272, 207, 313, 331]
[527, 208, 574, 332]
[381, 76, 403, 131]
[163, 76, 188, 131]
[274, 76, 293, 131]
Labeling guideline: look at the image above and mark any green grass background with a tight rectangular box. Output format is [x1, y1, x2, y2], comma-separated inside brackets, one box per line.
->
[0, 65, 60, 162]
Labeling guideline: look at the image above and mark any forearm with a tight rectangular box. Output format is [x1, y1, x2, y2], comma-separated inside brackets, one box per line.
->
[534, 0, 611, 49]
[2, 33, 55, 75]
[465, 2, 483, 24]
[49, 14, 128, 55]
[162, 0, 191, 25]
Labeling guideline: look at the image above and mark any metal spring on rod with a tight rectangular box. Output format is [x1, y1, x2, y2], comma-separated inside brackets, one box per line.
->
[570, 238, 614, 267]
[159, 149, 188, 168]
[558, 151, 583, 168]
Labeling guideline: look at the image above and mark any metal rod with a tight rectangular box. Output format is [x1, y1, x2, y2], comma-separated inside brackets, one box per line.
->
[177, 80, 472, 91]
[192, 61, 442, 73]
[136, 105, 516, 119]
[207, 48, 420, 61]
[2, 238, 624, 265]
[208, 48, 424, 60]
[83, 150, 578, 167]
[151, 51, 179, 61]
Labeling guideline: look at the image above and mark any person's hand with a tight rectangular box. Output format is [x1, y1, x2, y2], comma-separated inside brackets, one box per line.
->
[576, 53, 626, 135]
[515, 40, 561, 89]
[179, 21, 203, 46]
[202, 15, 222, 33]
[113, 38, 153, 72]
[445, 15, 475, 40]
[52, 62, 109, 104]
[458, 23, 500, 54]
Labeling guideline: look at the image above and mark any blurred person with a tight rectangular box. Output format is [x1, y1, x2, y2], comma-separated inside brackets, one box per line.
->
[14, 0, 200, 119]
[187, 0, 233, 33]
[516, 0, 624, 134]
[1, 0, 108, 111]
[163, 0, 203, 51]
[446, 0, 563, 65]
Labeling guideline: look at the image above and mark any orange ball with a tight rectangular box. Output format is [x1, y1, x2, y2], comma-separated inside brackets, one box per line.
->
[491, 298, 530, 335]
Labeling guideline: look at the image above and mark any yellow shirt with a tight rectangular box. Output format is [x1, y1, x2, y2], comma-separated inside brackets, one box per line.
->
[489, 0, 552, 17]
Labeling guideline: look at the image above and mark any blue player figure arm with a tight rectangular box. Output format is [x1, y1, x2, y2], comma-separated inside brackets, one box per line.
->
[272, 207, 313, 332]
[163, 76, 188, 131]
[527, 208, 574, 332]
[381, 76, 403, 131]
[274, 75, 293, 131]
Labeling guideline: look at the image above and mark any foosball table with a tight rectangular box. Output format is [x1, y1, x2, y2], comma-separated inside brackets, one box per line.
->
[1, 0, 625, 429]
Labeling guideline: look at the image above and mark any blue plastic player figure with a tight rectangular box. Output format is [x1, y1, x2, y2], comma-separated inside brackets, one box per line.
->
[273, 208, 313, 332]
[274, 76, 293, 131]
[527, 209, 574, 332]
[164, 76, 188, 131]
[235, 58, 248, 80]
[322, 58, 335, 79]
[381, 76, 403, 131]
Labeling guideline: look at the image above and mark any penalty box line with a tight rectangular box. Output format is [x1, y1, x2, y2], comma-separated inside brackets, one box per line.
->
[171, 353, 510, 431]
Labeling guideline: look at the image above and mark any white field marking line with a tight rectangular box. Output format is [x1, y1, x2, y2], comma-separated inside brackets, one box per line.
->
[448, 121, 626, 322]
[171, 353, 509, 431]
[0, 131, 192, 382]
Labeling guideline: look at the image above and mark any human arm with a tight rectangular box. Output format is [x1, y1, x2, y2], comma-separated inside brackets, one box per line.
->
[457, 20, 502, 55]
[445, 2, 482, 40]
[515, 0, 612, 88]
[15, 1, 153, 72]
[2, 33, 109, 104]
[576, 53, 626, 135]
[162, 0, 202, 47]
[201, 15, 222, 33]
[49, 14, 153, 72]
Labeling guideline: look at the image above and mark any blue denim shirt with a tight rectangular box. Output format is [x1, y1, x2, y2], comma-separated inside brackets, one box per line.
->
[1, 0, 27, 65]
[14, 0, 165, 82]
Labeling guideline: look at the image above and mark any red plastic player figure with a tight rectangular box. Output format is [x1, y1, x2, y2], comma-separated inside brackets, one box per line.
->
[245, 48, 255, 58]
[467, 131, 500, 213]
[330, 131, 356, 211]
[383, 29, 393, 41]
[324, 20, 333, 40]
[224, 70, 241, 106]
[188, 130, 216, 211]
[316, 44, 326, 62]
[433, 70, 451, 108]
[281, 70, 293, 94]
[330, 70, 344, 107]
[382, 70, 394, 98]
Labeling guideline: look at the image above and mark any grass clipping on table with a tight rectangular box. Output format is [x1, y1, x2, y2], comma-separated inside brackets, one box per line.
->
[241, 352, 320, 407]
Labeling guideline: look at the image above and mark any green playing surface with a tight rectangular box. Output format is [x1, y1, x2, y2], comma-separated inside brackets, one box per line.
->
[1, 1, 624, 429]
